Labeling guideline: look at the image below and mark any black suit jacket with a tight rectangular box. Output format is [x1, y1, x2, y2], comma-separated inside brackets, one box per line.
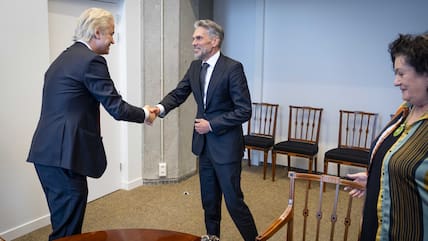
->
[160, 53, 252, 164]
[27, 42, 146, 178]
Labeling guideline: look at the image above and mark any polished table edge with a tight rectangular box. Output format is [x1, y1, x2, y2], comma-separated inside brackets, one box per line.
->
[54, 228, 201, 241]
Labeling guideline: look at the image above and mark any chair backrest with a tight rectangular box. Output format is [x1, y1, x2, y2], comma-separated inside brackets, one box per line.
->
[247, 102, 279, 139]
[287, 105, 323, 145]
[256, 171, 364, 241]
[337, 110, 378, 151]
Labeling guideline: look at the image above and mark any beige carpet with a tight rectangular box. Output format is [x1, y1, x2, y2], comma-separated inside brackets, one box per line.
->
[12, 163, 364, 241]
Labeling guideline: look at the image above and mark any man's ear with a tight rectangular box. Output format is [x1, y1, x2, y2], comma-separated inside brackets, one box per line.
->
[94, 28, 101, 40]
[211, 37, 220, 48]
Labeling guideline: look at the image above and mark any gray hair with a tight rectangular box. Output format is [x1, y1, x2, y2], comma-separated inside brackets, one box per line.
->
[73, 8, 114, 42]
[194, 19, 224, 47]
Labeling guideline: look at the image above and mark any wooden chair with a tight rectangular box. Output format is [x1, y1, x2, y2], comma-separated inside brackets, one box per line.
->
[244, 102, 279, 180]
[324, 110, 378, 177]
[256, 171, 364, 241]
[272, 106, 323, 181]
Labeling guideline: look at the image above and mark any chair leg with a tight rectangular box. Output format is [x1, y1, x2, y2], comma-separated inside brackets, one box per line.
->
[308, 158, 313, 189]
[263, 151, 268, 180]
[323, 160, 328, 192]
[247, 149, 251, 167]
[272, 151, 276, 182]
[314, 157, 318, 174]
[287, 218, 294, 241]
[337, 163, 341, 177]
[287, 155, 291, 172]
[324, 160, 328, 175]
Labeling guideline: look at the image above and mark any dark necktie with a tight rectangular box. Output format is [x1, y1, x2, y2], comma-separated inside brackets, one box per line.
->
[200, 63, 209, 100]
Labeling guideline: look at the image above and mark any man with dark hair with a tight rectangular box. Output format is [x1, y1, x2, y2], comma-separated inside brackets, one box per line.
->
[150, 19, 258, 241]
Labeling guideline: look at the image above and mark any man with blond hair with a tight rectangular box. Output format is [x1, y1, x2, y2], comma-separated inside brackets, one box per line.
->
[27, 8, 154, 240]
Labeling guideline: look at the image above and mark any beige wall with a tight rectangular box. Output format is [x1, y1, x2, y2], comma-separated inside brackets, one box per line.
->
[0, 0, 50, 239]
[142, 0, 199, 182]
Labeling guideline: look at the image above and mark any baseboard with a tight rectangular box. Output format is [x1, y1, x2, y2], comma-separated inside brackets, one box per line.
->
[121, 177, 143, 190]
[0, 214, 50, 241]
[243, 159, 329, 175]
[142, 170, 197, 185]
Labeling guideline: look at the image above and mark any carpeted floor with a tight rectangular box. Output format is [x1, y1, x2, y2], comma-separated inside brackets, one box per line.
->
[12, 163, 364, 241]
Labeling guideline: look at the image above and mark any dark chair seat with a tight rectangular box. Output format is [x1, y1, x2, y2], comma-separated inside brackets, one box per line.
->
[244, 135, 274, 148]
[245, 102, 279, 180]
[323, 110, 378, 179]
[271, 105, 323, 182]
[273, 141, 318, 156]
[324, 148, 369, 165]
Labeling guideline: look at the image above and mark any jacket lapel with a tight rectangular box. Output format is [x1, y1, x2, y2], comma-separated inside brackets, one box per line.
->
[205, 54, 225, 109]
[192, 60, 204, 104]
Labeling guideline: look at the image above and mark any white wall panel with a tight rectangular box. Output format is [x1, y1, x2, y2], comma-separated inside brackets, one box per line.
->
[214, 0, 428, 172]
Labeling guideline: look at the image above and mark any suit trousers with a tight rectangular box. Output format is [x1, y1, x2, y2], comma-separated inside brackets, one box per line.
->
[199, 146, 258, 241]
[35, 164, 88, 241]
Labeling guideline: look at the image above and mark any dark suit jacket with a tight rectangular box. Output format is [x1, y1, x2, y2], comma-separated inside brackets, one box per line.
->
[160, 53, 252, 164]
[27, 42, 146, 178]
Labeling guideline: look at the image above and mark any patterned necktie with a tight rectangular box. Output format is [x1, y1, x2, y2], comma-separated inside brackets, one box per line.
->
[200, 63, 209, 100]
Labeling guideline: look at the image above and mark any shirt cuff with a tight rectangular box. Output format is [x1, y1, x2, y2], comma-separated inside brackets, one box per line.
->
[142, 107, 150, 122]
[156, 104, 165, 117]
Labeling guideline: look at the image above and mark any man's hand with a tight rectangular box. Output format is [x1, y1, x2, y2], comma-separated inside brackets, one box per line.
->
[194, 118, 211, 134]
[148, 106, 161, 116]
[144, 105, 158, 125]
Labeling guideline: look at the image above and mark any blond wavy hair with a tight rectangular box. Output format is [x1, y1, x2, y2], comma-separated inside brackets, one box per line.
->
[73, 8, 114, 42]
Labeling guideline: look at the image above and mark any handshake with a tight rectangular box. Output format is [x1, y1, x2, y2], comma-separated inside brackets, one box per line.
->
[142, 105, 211, 134]
[143, 105, 160, 125]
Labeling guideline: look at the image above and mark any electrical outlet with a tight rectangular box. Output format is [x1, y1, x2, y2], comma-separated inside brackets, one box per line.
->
[159, 162, 167, 177]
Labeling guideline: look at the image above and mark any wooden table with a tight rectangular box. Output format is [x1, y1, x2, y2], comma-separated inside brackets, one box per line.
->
[54, 228, 201, 241]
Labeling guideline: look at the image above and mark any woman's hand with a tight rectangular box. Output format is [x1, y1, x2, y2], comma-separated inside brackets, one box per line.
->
[345, 172, 368, 198]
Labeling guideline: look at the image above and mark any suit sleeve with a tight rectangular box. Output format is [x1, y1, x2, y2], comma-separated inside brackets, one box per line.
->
[209, 62, 252, 134]
[84, 55, 146, 123]
[159, 66, 193, 116]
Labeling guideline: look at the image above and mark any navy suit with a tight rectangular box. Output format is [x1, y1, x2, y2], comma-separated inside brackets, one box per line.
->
[160, 53, 258, 241]
[27, 42, 146, 240]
